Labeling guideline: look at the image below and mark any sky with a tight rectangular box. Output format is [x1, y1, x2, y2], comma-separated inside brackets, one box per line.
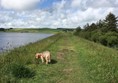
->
[0, 0, 118, 28]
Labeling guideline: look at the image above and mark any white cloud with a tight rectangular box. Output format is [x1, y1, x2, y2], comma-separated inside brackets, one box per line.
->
[71, 0, 118, 10]
[0, 0, 118, 28]
[1, 0, 40, 10]
[71, 0, 87, 10]
[87, 0, 118, 8]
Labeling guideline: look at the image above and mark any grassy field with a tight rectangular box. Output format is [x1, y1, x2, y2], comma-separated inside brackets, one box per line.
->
[0, 33, 118, 83]
[5, 28, 61, 34]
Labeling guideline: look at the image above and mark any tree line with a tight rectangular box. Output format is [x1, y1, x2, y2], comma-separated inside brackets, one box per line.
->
[74, 12, 118, 48]
[0, 28, 13, 31]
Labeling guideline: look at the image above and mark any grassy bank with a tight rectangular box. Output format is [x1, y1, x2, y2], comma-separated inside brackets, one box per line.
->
[0, 33, 118, 83]
[3, 28, 61, 34]
[0, 33, 61, 83]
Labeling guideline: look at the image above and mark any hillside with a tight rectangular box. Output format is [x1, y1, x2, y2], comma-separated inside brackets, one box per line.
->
[0, 33, 118, 83]
[0, 28, 61, 34]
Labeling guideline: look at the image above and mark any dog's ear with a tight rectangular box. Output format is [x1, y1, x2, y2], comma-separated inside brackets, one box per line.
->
[38, 54, 41, 58]
[35, 53, 40, 59]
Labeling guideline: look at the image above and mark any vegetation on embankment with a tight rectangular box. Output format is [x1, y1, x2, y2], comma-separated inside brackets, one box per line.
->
[74, 12, 118, 49]
[74, 37, 118, 83]
[0, 33, 118, 83]
[0, 28, 61, 34]
[0, 33, 61, 83]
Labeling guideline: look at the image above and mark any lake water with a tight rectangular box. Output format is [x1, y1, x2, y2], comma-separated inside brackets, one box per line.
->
[0, 32, 53, 52]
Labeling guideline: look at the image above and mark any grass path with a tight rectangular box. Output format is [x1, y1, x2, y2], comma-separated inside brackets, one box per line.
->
[21, 34, 92, 83]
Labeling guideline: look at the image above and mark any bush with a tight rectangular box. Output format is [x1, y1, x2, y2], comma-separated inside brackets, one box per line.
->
[79, 31, 91, 40]
[99, 35, 108, 46]
[74, 27, 81, 35]
[104, 32, 118, 47]
[85, 32, 91, 40]
[11, 64, 35, 78]
[91, 33, 98, 42]
[91, 31, 103, 42]
[106, 35, 118, 47]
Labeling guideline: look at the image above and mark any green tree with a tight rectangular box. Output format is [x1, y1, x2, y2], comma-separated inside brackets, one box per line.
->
[74, 26, 82, 35]
[96, 20, 104, 28]
[88, 23, 97, 31]
[83, 23, 89, 31]
[104, 12, 118, 32]
[76, 26, 81, 32]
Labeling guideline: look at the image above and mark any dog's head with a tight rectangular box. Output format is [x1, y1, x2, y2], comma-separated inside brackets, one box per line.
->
[35, 53, 42, 59]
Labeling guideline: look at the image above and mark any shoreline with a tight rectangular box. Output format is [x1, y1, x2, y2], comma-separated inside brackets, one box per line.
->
[0, 32, 54, 53]
[0, 33, 61, 56]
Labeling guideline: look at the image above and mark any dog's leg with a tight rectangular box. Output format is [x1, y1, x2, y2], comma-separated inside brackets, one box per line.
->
[46, 58, 48, 64]
[48, 58, 51, 63]
[41, 56, 44, 63]
[48, 55, 51, 63]
[46, 57, 51, 64]
[45, 57, 49, 64]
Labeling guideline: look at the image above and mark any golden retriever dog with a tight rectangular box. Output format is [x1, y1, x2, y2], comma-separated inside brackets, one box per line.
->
[35, 51, 51, 64]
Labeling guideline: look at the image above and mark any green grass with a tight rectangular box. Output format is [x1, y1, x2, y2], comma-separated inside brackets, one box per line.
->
[0, 33, 118, 83]
[5, 28, 61, 34]
[74, 37, 118, 83]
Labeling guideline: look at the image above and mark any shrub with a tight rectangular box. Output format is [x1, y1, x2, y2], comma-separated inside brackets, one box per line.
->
[99, 35, 108, 46]
[79, 31, 91, 40]
[85, 32, 91, 40]
[106, 36, 118, 47]
[74, 27, 81, 35]
[11, 64, 35, 78]
[91, 33, 98, 42]
[91, 31, 103, 42]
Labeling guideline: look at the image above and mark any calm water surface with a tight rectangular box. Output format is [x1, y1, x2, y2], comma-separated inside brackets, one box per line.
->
[0, 32, 53, 52]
